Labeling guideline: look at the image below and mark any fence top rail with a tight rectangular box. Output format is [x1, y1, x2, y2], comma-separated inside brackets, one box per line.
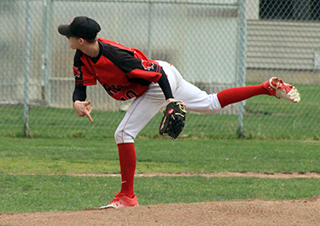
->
[50, 0, 238, 6]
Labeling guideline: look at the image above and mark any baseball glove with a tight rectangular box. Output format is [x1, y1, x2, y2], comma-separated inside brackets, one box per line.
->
[159, 100, 186, 139]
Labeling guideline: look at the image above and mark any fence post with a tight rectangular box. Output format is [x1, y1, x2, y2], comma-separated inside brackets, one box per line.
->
[40, 0, 52, 105]
[23, 0, 32, 137]
[237, 0, 247, 138]
[147, 1, 153, 59]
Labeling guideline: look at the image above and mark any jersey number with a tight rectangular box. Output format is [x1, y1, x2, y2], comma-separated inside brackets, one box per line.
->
[102, 84, 137, 101]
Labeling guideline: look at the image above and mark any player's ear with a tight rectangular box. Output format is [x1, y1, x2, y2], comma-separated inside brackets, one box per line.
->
[78, 38, 85, 45]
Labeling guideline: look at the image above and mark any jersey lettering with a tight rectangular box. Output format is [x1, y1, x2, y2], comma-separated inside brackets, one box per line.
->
[73, 66, 81, 78]
[102, 84, 123, 96]
[141, 60, 154, 71]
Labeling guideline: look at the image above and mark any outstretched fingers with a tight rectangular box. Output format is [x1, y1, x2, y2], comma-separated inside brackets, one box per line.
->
[84, 100, 93, 122]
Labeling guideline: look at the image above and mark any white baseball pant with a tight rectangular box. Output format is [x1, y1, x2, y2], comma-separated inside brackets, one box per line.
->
[114, 60, 222, 144]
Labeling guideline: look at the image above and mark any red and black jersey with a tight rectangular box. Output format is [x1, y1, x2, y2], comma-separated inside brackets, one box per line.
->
[73, 37, 171, 101]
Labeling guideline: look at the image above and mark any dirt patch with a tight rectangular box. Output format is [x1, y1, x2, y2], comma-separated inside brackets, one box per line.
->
[1, 197, 320, 226]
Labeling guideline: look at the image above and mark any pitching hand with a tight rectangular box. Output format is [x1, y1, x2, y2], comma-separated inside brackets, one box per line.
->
[73, 100, 93, 122]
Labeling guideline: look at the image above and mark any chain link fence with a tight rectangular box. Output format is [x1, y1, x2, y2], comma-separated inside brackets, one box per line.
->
[1, 0, 319, 139]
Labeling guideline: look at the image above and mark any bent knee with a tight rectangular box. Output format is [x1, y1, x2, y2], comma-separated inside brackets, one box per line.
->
[114, 128, 135, 144]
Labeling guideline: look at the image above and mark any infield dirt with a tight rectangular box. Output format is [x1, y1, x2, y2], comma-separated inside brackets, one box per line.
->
[1, 197, 320, 226]
[1, 173, 319, 226]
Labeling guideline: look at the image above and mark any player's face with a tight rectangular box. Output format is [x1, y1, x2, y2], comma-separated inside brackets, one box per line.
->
[67, 36, 80, 50]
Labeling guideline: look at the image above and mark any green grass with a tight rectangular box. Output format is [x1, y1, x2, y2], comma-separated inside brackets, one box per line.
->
[242, 83, 320, 139]
[1, 137, 319, 175]
[0, 137, 319, 213]
[1, 175, 319, 213]
[0, 84, 319, 140]
[0, 84, 319, 213]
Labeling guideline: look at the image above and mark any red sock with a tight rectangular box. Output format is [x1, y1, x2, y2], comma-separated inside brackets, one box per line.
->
[217, 85, 269, 108]
[117, 143, 136, 197]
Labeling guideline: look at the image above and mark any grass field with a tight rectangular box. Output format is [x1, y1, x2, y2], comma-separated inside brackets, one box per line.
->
[1, 83, 319, 214]
[1, 84, 320, 140]
[1, 137, 319, 213]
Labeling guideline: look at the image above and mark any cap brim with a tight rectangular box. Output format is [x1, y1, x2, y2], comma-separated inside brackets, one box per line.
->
[58, 24, 72, 36]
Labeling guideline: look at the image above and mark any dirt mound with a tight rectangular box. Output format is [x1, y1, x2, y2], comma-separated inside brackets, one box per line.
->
[1, 196, 320, 226]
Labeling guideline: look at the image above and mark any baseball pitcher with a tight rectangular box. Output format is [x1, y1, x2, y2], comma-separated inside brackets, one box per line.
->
[58, 16, 300, 209]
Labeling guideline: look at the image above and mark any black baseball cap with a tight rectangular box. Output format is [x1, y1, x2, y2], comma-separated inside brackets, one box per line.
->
[58, 16, 101, 39]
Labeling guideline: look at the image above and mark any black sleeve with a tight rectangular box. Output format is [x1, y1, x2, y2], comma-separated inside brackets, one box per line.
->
[104, 46, 162, 81]
[157, 73, 174, 100]
[72, 84, 87, 102]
